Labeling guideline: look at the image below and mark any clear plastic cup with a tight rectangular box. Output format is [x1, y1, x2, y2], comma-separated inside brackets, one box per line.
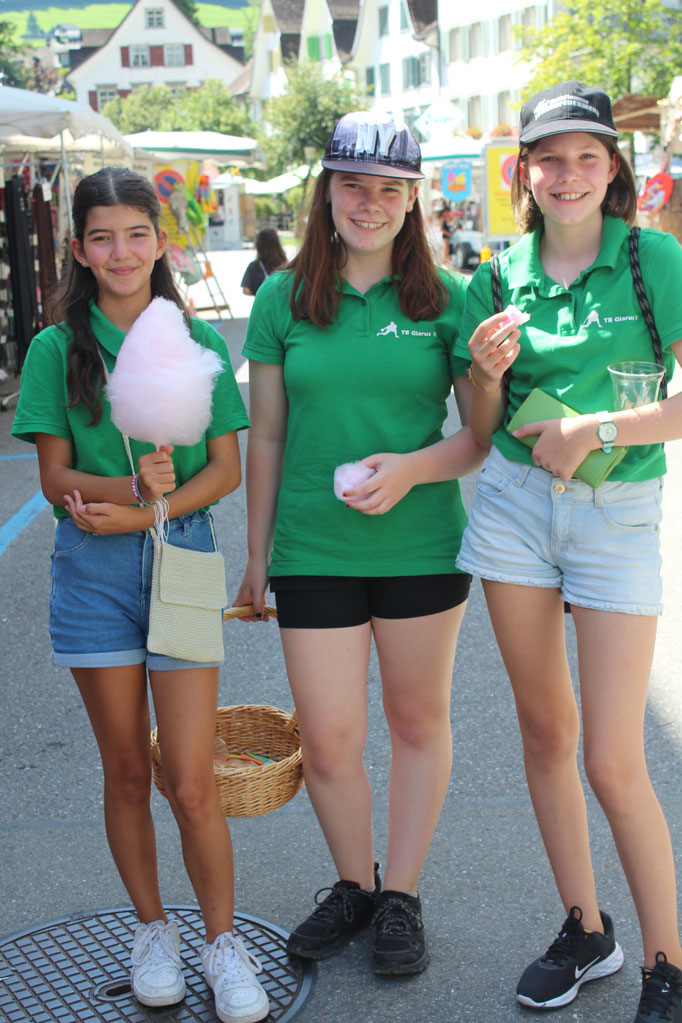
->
[608, 361, 665, 410]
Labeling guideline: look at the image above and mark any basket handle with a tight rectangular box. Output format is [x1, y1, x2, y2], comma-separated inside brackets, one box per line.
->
[223, 603, 278, 621]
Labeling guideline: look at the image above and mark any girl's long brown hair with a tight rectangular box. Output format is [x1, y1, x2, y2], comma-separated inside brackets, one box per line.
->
[288, 170, 448, 326]
[51, 166, 186, 425]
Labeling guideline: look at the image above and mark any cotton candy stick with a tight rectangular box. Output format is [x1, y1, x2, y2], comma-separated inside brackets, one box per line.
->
[105, 296, 223, 449]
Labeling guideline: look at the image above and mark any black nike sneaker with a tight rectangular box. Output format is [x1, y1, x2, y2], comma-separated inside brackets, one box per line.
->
[516, 905, 624, 1009]
[634, 952, 682, 1022]
[286, 863, 381, 960]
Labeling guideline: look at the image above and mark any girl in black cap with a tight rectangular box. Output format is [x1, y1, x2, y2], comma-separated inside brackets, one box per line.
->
[456, 81, 682, 1023]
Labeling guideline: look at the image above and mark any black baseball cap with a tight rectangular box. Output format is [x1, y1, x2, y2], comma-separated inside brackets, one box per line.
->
[519, 81, 618, 144]
[321, 111, 424, 179]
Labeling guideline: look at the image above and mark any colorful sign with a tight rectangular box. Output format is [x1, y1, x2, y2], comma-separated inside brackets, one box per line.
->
[442, 160, 473, 202]
[637, 171, 674, 213]
[484, 142, 518, 238]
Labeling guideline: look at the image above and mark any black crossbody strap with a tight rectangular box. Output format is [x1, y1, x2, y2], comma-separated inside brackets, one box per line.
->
[489, 253, 511, 402]
[629, 226, 668, 400]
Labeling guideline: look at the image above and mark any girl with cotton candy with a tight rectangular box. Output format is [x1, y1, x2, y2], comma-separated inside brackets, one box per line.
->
[11, 167, 269, 1023]
[234, 110, 518, 977]
[455, 81, 682, 1021]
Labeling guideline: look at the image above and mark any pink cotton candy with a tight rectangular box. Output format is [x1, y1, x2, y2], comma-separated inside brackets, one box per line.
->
[333, 462, 377, 500]
[502, 304, 530, 328]
[105, 297, 224, 448]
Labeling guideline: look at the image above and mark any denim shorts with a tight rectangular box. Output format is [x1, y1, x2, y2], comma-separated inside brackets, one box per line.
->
[50, 512, 223, 670]
[457, 446, 663, 615]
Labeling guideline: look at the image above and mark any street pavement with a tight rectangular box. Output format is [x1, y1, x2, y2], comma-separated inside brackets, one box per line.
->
[1, 251, 681, 1023]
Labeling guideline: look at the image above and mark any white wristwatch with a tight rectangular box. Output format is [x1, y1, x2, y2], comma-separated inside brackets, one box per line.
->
[596, 410, 618, 454]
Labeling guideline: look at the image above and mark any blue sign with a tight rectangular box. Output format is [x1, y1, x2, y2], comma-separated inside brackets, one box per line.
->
[442, 160, 473, 203]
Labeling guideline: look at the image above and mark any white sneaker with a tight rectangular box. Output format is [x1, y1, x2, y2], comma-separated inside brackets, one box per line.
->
[130, 918, 186, 1007]
[201, 931, 270, 1023]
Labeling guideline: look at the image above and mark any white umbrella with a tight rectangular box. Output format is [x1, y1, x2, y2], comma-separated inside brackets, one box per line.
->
[0, 85, 129, 144]
[122, 130, 259, 165]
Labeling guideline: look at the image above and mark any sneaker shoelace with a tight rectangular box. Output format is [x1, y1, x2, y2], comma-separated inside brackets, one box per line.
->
[540, 919, 583, 967]
[207, 933, 262, 981]
[639, 962, 682, 1017]
[308, 884, 363, 925]
[373, 898, 422, 936]
[131, 922, 179, 967]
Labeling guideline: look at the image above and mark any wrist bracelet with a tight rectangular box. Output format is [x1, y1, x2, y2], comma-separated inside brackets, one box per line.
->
[466, 366, 501, 394]
[131, 473, 145, 504]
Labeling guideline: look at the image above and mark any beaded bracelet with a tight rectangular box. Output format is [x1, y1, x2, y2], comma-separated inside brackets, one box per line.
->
[466, 366, 501, 395]
[131, 473, 143, 504]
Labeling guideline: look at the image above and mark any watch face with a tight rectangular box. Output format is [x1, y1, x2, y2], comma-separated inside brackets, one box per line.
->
[598, 421, 618, 443]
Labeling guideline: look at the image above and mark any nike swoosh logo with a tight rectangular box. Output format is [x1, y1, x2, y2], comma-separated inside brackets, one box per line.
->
[575, 957, 600, 980]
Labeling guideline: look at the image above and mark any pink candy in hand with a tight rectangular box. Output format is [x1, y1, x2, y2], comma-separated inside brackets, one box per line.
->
[334, 462, 377, 500]
[501, 304, 530, 328]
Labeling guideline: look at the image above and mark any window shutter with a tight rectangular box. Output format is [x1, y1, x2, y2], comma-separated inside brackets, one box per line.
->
[184, 43, 193, 65]
[150, 45, 163, 66]
[121, 46, 130, 67]
[88, 90, 98, 109]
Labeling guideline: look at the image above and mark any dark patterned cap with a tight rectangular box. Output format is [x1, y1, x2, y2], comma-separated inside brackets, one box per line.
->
[321, 111, 424, 179]
[519, 81, 618, 144]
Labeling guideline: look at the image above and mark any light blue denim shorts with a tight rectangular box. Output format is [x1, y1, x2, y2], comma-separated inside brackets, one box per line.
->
[50, 511, 223, 670]
[457, 446, 663, 615]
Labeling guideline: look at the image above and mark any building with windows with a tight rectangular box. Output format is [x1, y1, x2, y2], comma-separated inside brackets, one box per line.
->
[439, 0, 558, 137]
[66, 0, 244, 111]
[347, 0, 438, 140]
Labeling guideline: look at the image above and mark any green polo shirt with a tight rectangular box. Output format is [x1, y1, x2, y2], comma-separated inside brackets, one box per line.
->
[242, 268, 470, 577]
[457, 217, 682, 480]
[12, 303, 249, 518]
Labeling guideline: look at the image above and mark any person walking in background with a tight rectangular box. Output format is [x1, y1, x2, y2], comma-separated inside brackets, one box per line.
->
[456, 81, 682, 1022]
[234, 111, 517, 976]
[241, 228, 287, 297]
[11, 167, 269, 1023]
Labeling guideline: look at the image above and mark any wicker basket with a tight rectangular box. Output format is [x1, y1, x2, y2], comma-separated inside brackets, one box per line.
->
[150, 604, 304, 817]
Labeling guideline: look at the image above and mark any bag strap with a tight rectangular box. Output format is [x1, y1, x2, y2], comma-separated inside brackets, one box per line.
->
[629, 226, 667, 400]
[489, 253, 511, 403]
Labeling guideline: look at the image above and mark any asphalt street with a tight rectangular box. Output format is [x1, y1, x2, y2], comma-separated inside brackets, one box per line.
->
[1, 249, 681, 1023]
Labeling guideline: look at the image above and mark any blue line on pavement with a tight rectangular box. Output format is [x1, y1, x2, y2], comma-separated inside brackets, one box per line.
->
[0, 490, 49, 556]
[0, 453, 38, 460]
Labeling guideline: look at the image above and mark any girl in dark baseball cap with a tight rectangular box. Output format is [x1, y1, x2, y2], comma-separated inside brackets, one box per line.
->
[235, 110, 517, 977]
[455, 80, 682, 1023]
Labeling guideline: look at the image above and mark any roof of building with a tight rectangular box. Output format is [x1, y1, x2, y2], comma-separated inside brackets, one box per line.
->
[406, 0, 437, 36]
[271, 0, 305, 34]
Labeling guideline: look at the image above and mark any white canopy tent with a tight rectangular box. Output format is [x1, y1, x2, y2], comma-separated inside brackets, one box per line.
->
[122, 130, 259, 167]
[211, 164, 316, 194]
[0, 86, 133, 221]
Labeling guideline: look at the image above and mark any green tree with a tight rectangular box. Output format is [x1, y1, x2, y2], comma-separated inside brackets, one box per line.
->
[103, 80, 253, 136]
[26, 13, 43, 38]
[0, 20, 31, 87]
[242, 0, 260, 60]
[516, 0, 682, 100]
[172, 0, 200, 27]
[259, 60, 362, 177]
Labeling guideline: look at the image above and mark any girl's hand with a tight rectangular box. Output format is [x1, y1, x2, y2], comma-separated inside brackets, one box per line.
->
[468, 312, 521, 392]
[233, 559, 273, 622]
[137, 446, 175, 503]
[514, 415, 599, 481]
[343, 452, 415, 515]
[64, 490, 147, 534]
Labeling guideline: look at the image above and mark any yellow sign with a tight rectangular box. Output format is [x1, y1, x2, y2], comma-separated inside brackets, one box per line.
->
[485, 143, 518, 238]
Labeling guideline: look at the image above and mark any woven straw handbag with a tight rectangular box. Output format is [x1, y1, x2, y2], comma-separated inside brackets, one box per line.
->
[150, 604, 304, 817]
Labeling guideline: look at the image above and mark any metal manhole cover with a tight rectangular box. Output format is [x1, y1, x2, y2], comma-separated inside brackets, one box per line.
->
[0, 906, 313, 1022]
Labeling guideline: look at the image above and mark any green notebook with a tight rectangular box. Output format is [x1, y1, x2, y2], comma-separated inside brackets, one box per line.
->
[506, 388, 627, 488]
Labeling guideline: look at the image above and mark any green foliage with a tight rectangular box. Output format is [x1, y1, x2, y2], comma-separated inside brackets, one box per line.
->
[516, 0, 682, 100]
[242, 0, 259, 59]
[172, 0, 200, 26]
[259, 60, 362, 177]
[0, 3, 248, 34]
[0, 19, 31, 86]
[103, 80, 253, 135]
